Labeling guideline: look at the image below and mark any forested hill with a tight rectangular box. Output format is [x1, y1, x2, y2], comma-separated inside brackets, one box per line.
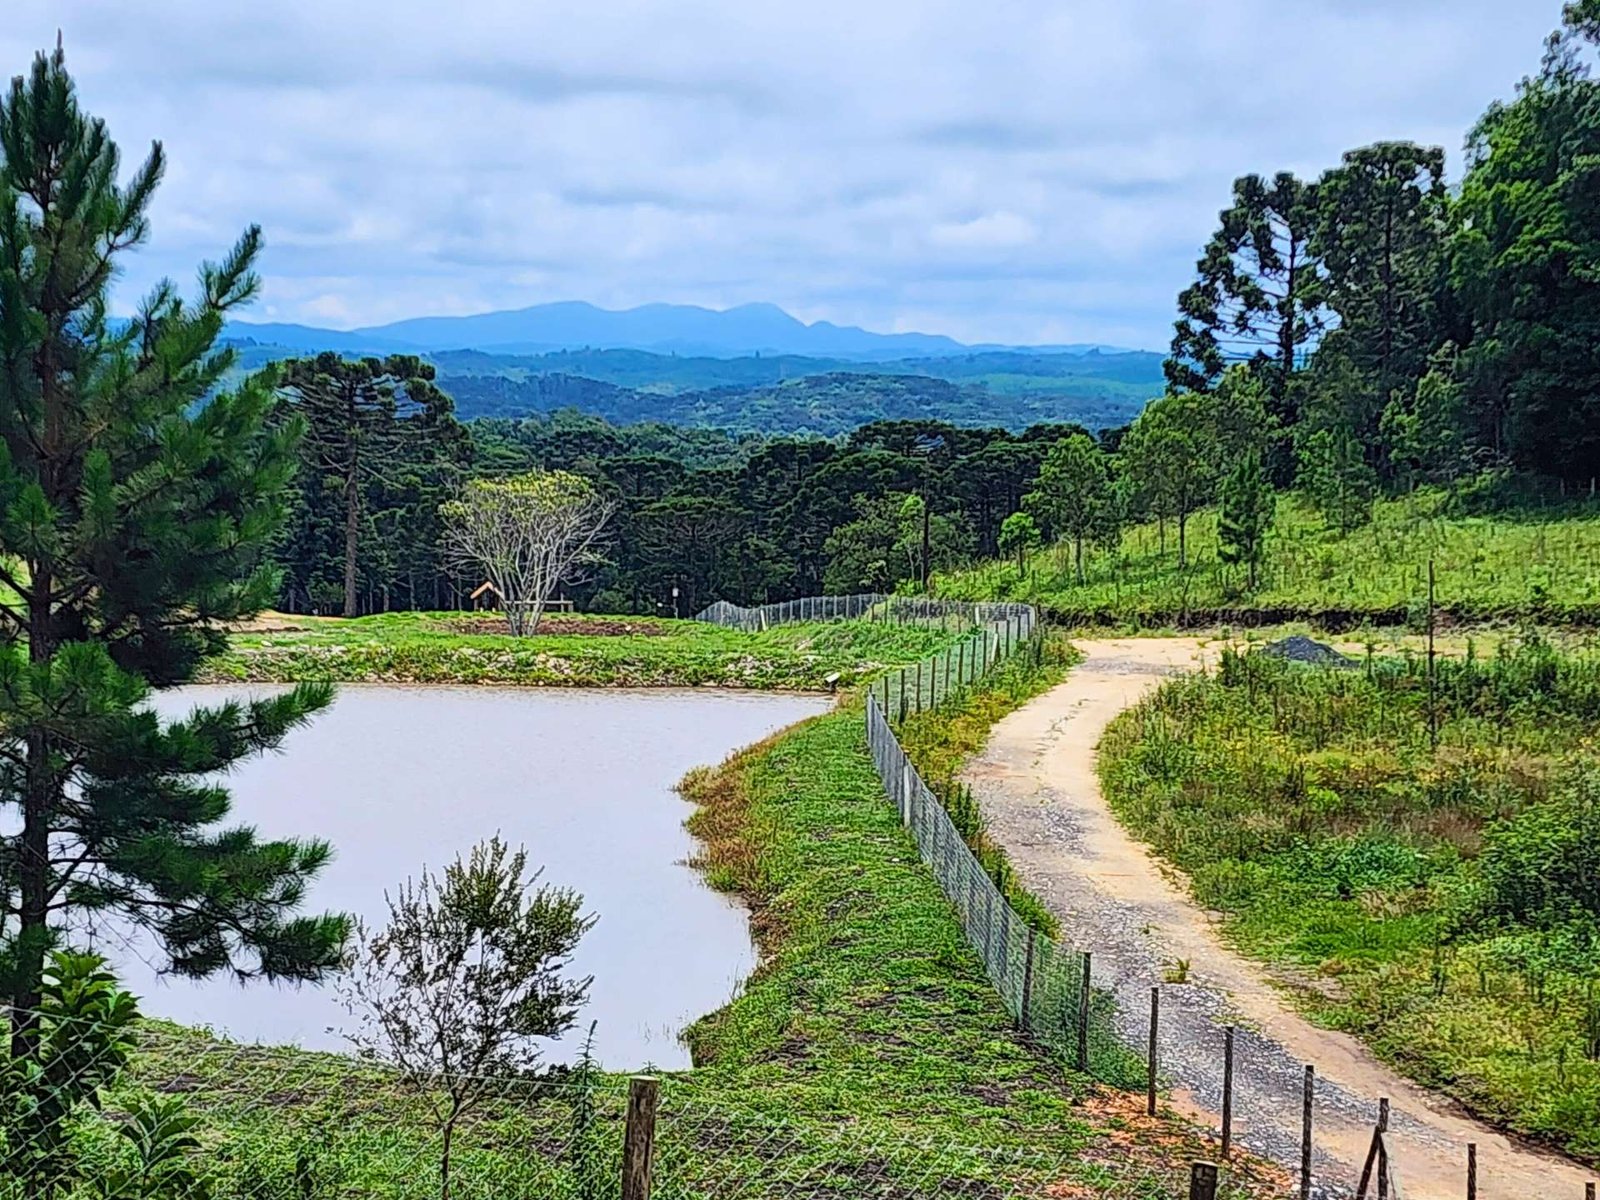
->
[438, 368, 1152, 434]
[219, 340, 1165, 434]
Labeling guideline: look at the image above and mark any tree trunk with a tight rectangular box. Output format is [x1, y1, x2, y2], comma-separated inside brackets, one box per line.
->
[1074, 533, 1085, 585]
[343, 466, 360, 619]
[1178, 511, 1189, 568]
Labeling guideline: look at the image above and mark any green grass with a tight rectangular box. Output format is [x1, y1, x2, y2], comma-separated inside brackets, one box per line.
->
[1098, 637, 1600, 1162]
[205, 610, 958, 689]
[938, 489, 1600, 626]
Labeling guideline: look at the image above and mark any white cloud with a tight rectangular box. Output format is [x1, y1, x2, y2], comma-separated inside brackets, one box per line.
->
[0, 0, 1567, 347]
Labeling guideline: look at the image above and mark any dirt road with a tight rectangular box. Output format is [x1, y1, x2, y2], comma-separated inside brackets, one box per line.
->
[962, 638, 1594, 1200]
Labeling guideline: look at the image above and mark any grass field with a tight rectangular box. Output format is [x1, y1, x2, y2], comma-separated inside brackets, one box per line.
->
[205, 610, 959, 689]
[1098, 637, 1600, 1162]
[937, 489, 1600, 626]
[51, 643, 1287, 1199]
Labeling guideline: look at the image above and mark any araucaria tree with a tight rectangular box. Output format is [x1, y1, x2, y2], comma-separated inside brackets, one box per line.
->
[276, 353, 467, 617]
[1167, 172, 1325, 478]
[0, 48, 347, 1048]
[339, 838, 593, 1200]
[441, 471, 616, 635]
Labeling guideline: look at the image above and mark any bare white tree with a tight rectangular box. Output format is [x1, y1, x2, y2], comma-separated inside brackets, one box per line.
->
[440, 471, 616, 635]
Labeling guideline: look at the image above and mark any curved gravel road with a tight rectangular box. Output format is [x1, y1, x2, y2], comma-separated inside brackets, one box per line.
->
[961, 638, 1594, 1200]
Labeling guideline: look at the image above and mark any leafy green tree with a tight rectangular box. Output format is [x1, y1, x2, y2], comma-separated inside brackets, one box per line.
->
[821, 492, 966, 593]
[1298, 424, 1378, 533]
[1167, 171, 1326, 476]
[1025, 434, 1117, 585]
[1, 953, 138, 1193]
[1217, 450, 1275, 590]
[339, 838, 592, 1200]
[1379, 343, 1474, 488]
[1451, 7, 1600, 481]
[0, 47, 347, 1048]
[1119, 395, 1218, 567]
[997, 511, 1040, 577]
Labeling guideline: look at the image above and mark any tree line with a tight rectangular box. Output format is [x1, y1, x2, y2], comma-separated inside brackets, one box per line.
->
[1165, 0, 1600, 491]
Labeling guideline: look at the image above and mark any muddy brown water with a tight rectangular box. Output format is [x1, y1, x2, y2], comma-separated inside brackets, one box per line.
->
[89, 685, 829, 1069]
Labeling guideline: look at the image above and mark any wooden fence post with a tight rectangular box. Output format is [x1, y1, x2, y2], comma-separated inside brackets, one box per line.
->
[1376, 1097, 1389, 1200]
[1188, 1161, 1218, 1200]
[1466, 1143, 1476, 1200]
[1221, 1026, 1234, 1160]
[622, 1076, 659, 1200]
[915, 659, 923, 713]
[1300, 1065, 1314, 1200]
[1147, 987, 1159, 1117]
[1075, 951, 1091, 1072]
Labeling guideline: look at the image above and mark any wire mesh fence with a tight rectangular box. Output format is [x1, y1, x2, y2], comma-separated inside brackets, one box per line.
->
[0, 1010, 1262, 1200]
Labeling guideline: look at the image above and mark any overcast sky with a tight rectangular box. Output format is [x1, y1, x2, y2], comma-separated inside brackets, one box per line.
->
[0, 2, 1566, 349]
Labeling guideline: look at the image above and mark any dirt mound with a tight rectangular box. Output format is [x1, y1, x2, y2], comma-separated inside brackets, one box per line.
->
[441, 616, 670, 638]
[1260, 634, 1357, 668]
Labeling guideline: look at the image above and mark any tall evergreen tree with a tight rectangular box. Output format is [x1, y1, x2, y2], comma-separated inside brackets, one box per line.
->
[0, 47, 347, 1049]
[1217, 450, 1274, 590]
[1120, 394, 1218, 568]
[1298, 424, 1378, 533]
[1025, 434, 1116, 585]
[1167, 171, 1327, 477]
[1314, 141, 1450, 413]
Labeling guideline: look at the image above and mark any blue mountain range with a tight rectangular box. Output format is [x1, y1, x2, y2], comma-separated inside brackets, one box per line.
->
[224, 300, 1131, 360]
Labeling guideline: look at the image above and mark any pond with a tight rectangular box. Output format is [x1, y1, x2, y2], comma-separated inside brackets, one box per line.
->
[94, 685, 830, 1069]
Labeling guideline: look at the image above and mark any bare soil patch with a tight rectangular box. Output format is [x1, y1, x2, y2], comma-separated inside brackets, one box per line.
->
[435, 615, 671, 637]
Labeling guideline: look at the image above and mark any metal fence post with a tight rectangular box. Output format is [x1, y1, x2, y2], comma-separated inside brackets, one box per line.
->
[1021, 929, 1036, 1030]
[1075, 951, 1091, 1072]
[621, 1076, 659, 1200]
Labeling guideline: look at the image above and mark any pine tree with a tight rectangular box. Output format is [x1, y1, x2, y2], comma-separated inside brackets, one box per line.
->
[1025, 434, 1116, 585]
[1298, 425, 1378, 534]
[1217, 450, 1275, 590]
[0, 47, 347, 1051]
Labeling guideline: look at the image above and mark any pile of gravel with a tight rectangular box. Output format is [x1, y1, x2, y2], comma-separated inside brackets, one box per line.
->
[1259, 634, 1357, 669]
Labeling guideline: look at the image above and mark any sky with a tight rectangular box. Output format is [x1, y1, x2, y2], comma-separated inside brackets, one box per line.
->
[0, 1, 1567, 350]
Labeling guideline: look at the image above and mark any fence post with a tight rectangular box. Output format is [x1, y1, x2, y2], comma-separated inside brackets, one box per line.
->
[898, 671, 906, 724]
[621, 1076, 659, 1200]
[1466, 1143, 1476, 1200]
[957, 639, 965, 692]
[916, 659, 923, 713]
[1300, 1065, 1315, 1200]
[1021, 929, 1036, 1029]
[943, 648, 952, 705]
[1075, 951, 1092, 1072]
[1221, 1026, 1234, 1160]
[1188, 1162, 1218, 1200]
[1147, 986, 1159, 1116]
[1376, 1097, 1389, 1200]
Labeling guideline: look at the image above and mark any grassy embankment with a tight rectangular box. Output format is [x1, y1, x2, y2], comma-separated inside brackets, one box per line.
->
[937, 489, 1600, 627]
[1098, 636, 1600, 1162]
[95, 627, 1284, 1197]
[204, 609, 957, 689]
